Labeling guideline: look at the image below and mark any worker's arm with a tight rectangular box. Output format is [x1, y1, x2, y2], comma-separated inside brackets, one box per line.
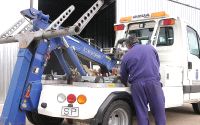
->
[152, 46, 160, 66]
[120, 59, 129, 86]
[154, 47, 163, 87]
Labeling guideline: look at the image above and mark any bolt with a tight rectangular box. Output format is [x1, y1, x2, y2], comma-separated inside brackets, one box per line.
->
[21, 103, 27, 108]
[41, 103, 47, 108]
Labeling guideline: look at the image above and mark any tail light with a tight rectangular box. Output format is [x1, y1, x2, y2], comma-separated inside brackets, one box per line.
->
[25, 85, 31, 98]
[114, 24, 125, 31]
[163, 19, 175, 25]
[57, 93, 66, 103]
[77, 95, 87, 104]
[67, 94, 76, 103]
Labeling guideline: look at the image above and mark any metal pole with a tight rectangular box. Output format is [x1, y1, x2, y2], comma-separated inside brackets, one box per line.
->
[0, 26, 79, 45]
[88, 39, 93, 69]
[30, 0, 33, 8]
[36, 26, 78, 40]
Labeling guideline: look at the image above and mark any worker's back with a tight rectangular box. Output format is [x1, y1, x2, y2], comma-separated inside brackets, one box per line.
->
[121, 43, 160, 83]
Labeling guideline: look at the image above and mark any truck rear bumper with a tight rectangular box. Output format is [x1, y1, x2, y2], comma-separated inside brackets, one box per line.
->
[38, 83, 130, 120]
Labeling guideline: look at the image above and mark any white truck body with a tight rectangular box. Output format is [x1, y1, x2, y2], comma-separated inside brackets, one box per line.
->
[38, 82, 130, 119]
[38, 11, 200, 123]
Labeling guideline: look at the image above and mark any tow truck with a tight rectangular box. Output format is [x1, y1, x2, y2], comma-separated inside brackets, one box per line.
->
[1, 0, 200, 125]
[0, 0, 121, 124]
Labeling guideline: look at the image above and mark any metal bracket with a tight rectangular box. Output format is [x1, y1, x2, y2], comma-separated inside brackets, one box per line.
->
[15, 32, 36, 48]
[73, 0, 104, 34]
[18, 5, 76, 48]
[151, 20, 162, 47]
[0, 18, 25, 39]
[46, 5, 75, 30]
[19, 24, 33, 34]
[0, 26, 78, 47]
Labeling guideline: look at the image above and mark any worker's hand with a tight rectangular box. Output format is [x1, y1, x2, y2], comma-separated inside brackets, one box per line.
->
[112, 76, 128, 87]
[111, 68, 120, 76]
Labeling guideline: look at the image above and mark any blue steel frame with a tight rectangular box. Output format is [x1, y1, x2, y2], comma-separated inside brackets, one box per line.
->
[0, 8, 80, 125]
[0, 7, 117, 125]
[0, 49, 32, 125]
[65, 36, 117, 71]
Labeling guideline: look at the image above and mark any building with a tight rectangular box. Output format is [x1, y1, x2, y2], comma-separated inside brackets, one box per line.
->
[0, 0, 200, 104]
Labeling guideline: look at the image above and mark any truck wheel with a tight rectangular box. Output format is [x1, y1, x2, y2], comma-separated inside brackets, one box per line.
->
[26, 111, 37, 125]
[192, 103, 200, 114]
[102, 100, 132, 125]
[26, 111, 64, 125]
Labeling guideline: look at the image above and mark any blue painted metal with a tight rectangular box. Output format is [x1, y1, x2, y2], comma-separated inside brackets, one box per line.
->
[22, 8, 116, 74]
[53, 48, 72, 77]
[23, 8, 87, 76]
[20, 40, 49, 111]
[20, 8, 40, 19]
[21, 8, 49, 21]
[0, 9, 51, 125]
[0, 49, 32, 125]
[0, 7, 117, 125]
[65, 36, 117, 71]
[21, 8, 49, 31]
[63, 41, 87, 76]
[26, 81, 42, 110]
[49, 37, 87, 75]
[26, 8, 87, 76]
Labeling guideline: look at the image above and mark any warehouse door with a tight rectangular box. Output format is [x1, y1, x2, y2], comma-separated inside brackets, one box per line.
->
[39, 0, 116, 74]
[39, 0, 116, 48]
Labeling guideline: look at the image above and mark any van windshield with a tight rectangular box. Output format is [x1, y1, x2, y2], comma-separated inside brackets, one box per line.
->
[127, 21, 174, 46]
[127, 21, 155, 45]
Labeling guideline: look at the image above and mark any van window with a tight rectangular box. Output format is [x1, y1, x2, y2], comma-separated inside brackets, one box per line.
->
[128, 23, 174, 46]
[187, 27, 200, 57]
[128, 28, 153, 44]
[128, 21, 155, 45]
[157, 27, 174, 46]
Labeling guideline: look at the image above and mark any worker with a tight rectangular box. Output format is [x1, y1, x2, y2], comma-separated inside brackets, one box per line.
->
[120, 35, 166, 125]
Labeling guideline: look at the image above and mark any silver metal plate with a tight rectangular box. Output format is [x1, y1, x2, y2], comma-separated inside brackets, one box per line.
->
[61, 106, 79, 117]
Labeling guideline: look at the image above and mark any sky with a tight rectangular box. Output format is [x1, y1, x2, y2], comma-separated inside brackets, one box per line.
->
[0, 0, 38, 34]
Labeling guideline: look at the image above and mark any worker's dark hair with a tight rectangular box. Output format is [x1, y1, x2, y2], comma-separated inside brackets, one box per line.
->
[125, 34, 139, 47]
[117, 38, 128, 44]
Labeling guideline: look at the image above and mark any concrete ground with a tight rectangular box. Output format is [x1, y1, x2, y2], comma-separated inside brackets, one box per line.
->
[1, 104, 200, 125]
[170, 105, 200, 124]
[149, 104, 200, 125]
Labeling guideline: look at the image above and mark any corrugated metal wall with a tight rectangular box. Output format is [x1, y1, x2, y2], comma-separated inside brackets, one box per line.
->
[0, 0, 38, 104]
[0, 43, 18, 103]
[116, 0, 200, 34]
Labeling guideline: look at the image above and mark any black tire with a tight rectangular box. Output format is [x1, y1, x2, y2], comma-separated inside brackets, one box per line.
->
[102, 100, 132, 125]
[192, 103, 200, 114]
[26, 111, 64, 125]
[26, 111, 37, 125]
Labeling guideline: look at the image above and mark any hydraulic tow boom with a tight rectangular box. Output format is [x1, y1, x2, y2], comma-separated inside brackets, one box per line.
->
[0, 0, 117, 124]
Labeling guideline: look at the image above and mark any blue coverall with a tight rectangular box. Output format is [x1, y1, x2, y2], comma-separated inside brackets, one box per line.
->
[120, 43, 166, 125]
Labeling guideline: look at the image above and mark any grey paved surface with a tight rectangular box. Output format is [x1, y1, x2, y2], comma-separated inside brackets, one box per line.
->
[1, 104, 200, 125]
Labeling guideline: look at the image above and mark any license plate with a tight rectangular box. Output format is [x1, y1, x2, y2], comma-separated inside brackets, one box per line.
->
[61, 106, 79, 117]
